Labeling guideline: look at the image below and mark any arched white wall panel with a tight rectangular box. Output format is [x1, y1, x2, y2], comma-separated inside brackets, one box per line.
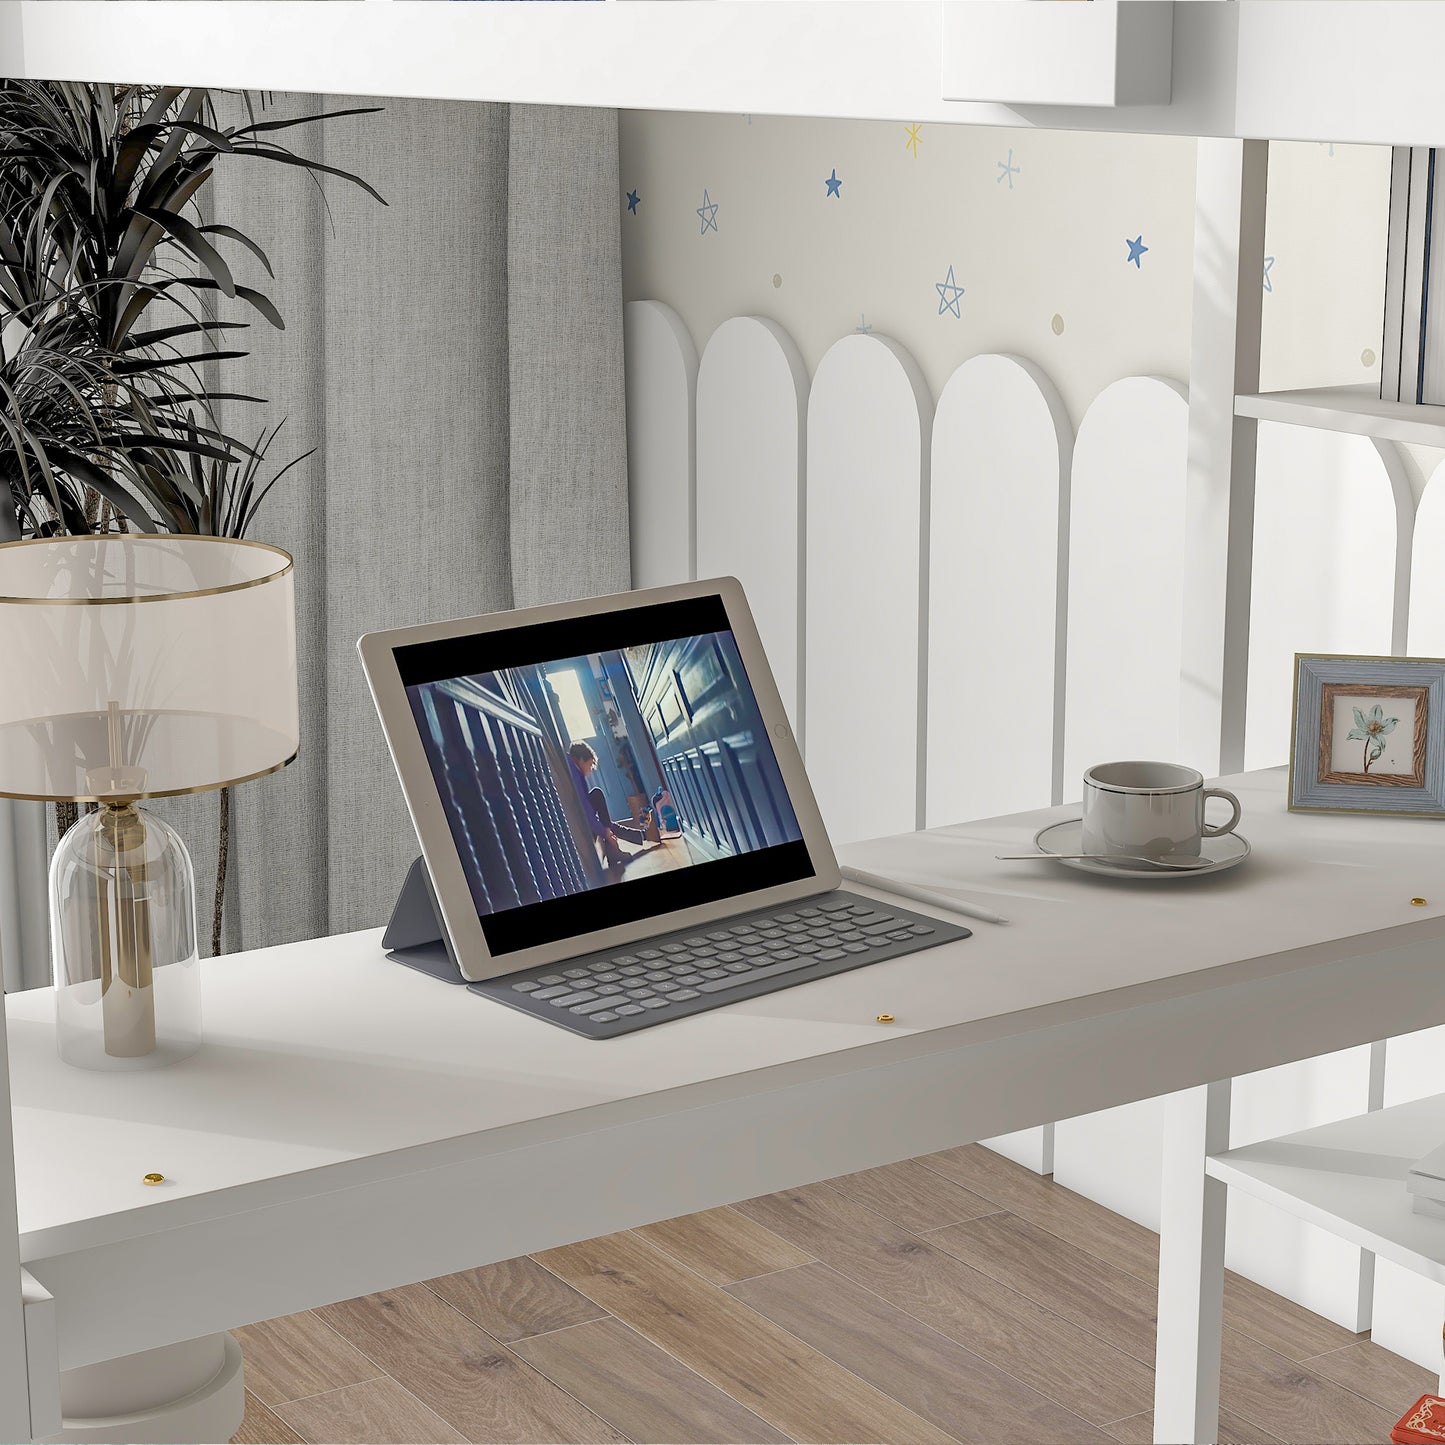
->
[927, 353, 1072, 826]
[696, 317, 808, 731]
[1062, 376, 1190, 796]
[806, 333, 932, 846]
[1243, 423, 1411, 770]
[1408, 460, 1445, 655]
[624, 300, 698, 589]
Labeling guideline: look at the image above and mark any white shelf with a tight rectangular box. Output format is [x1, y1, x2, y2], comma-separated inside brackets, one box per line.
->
[1207, 1093, 1445, 1287]
[1235, 388, 1445, 448]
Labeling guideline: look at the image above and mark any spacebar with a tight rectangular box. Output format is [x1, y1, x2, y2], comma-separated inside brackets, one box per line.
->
[698, 957, 815, 993]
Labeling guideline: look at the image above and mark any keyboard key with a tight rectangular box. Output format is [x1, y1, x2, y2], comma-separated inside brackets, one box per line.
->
[794, 941, 821, 954]
[613, 954, 640, 965]
[512, 981, 541, 992]
[836, 931, 865, 944]
[775, 912, 798, 922]
[817, 898, 851, 912]
[616, 1003, 645, 1016]
[645, 970, 671, 982]
[847, 904, 878, 916]
[640, 998, 669, 1010]
[654, 979, 680, 992]
[661, 942, 688, 955]
[638, 949, 663, 960]
[699, 955, 812, 992]
[910, 923, 935, 935]
[592, 1011, 619, 1023]
[759, 928, 786, 939]
[843, 942, 869, 953]
[669, 950, 697, 964]
[563, 968, 590, 980]
[771, 949, 800, 961]
[763, 939, 793, 952]
[571, 998, 616, 1014]
[860, 918, 901, 934]
[675, 973, 707, 987]
[630, 995, 661, 1008]
[553, 991, 599, 1007]
[817, 948, 847, 961]
[596, 983, 625, 995]
[714, 951, 743, 964]
[707, 930, 732, 941]
[593, 971, 622, 983]
[619, 965, 647, 976]
[538, 975, 565, 986]
[889, 929, 914, 941]
[702, 968, 729, 979]
[670, 988, 700, 1001]
[797, 907, 821, 917]
[533, 985, 570, 1000]
[684, 936, 709, 947]
[724, 961, 752, 973]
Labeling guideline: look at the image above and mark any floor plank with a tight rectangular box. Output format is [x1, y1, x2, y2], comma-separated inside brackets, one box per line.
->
[1303, 1338, 1439, 1413]
[512, 1314, 788, 1444]
[1221, 1271, 1365, 1364]
[1219, 1328, 1400, 1445]
[1102, 1408, 1278, 1444]
[275, 1378, 467, 1445]
[424, 1256, 606, 1343]
[232, 1311, 381, 1407]
[919, 1145, 1160, 1281]
[633, 1203, 813, 1285]
[926, 1212, 1158, 1365]
[315, 1283, 626, 1444]
[825, 1158, 1001, 1233]
[735, 1182, 1154, 1426]
[923, 1145, 1364, 1363]
[535, 1229, 958, 1443]
[729, 1259, 1114, 1445]
[231, 1388, 304, 1445]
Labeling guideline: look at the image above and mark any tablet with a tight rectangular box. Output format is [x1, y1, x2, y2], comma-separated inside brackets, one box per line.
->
[359, 578, 840, 981]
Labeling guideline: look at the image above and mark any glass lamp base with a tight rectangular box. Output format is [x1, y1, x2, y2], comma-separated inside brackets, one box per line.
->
[50, 802, 202, 1071]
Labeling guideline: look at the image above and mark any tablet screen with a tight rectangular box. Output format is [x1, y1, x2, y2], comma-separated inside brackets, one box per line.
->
[395, 594, 815, 955]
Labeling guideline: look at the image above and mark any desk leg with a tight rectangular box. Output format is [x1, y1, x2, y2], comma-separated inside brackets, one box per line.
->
[1154, 1081, 1231, 1445]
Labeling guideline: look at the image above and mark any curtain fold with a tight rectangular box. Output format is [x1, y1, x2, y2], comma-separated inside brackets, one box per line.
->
[3, 95, 629, 980]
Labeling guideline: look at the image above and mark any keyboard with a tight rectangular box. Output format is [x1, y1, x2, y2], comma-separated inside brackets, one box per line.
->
[468, 890, 971, 1038]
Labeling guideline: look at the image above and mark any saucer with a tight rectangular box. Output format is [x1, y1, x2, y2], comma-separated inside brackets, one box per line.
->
[1030, 818, 1251, 881]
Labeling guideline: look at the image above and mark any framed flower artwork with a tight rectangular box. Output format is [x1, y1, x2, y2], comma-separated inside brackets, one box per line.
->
[1290, 654, 1445, 816]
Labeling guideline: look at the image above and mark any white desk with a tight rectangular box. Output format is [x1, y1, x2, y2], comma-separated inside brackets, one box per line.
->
[10, 768, 1445, 1441]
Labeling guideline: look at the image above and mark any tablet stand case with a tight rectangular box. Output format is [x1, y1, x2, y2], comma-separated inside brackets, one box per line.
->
[382, 857, 470, 985]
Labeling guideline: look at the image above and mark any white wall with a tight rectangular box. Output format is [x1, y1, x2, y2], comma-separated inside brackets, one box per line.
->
[620, 113, 1389, 422]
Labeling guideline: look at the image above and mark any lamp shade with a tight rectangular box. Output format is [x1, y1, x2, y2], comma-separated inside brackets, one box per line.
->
[0, 534, 298, 802]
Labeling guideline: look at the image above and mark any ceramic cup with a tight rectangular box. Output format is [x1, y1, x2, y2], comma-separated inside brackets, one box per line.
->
[1080, 761, 1241, 861]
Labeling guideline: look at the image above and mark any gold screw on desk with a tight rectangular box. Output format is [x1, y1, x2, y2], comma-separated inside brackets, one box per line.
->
[876, 1013, 895, 1024]
[1412, 898, 1429, 907]
[142, 1173, 165, 1186]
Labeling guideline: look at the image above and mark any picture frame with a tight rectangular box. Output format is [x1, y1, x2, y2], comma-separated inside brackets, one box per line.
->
[1289, 654, 1445, 816]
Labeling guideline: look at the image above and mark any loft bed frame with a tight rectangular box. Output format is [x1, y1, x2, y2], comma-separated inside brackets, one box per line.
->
[3, 2, 1443, 1434]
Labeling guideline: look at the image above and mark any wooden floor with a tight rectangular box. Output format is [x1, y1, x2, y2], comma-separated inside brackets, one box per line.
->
[231, 1144, 1434, 1445]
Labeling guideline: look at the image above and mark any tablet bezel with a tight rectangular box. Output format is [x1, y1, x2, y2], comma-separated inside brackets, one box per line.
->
[358, 576, 840, 981]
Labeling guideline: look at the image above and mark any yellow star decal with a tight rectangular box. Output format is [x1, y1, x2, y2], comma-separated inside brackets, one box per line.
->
[905, 123, 923, 158]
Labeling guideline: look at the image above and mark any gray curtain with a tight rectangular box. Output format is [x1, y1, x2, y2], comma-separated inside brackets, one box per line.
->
[0, 95, 629, 983]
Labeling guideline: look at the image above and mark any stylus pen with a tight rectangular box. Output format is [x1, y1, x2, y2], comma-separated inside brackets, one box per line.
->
[840, 865, 1011, 926]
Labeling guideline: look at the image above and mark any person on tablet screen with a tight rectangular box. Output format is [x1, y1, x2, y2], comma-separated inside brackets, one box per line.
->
[567, 742, 652, 871]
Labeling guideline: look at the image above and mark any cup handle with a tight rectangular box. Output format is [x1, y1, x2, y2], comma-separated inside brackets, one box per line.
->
[1202, 788, 1241, 837]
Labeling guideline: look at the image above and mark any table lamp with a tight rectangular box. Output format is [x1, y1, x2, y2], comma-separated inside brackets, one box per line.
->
[0, 535, 297, 1070]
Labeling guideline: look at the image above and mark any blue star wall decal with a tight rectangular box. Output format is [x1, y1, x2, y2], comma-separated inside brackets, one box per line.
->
[626, 189, 641, 214]
[935, 264, 964, 318]
[1126, 235, 1149, 268]
[855, 313, 873, 334]
[1263, 255, 1275, 293]
[997, 149, 1020, 189]
[825, 168, 842, 198]
[697, 189, 719, 235]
